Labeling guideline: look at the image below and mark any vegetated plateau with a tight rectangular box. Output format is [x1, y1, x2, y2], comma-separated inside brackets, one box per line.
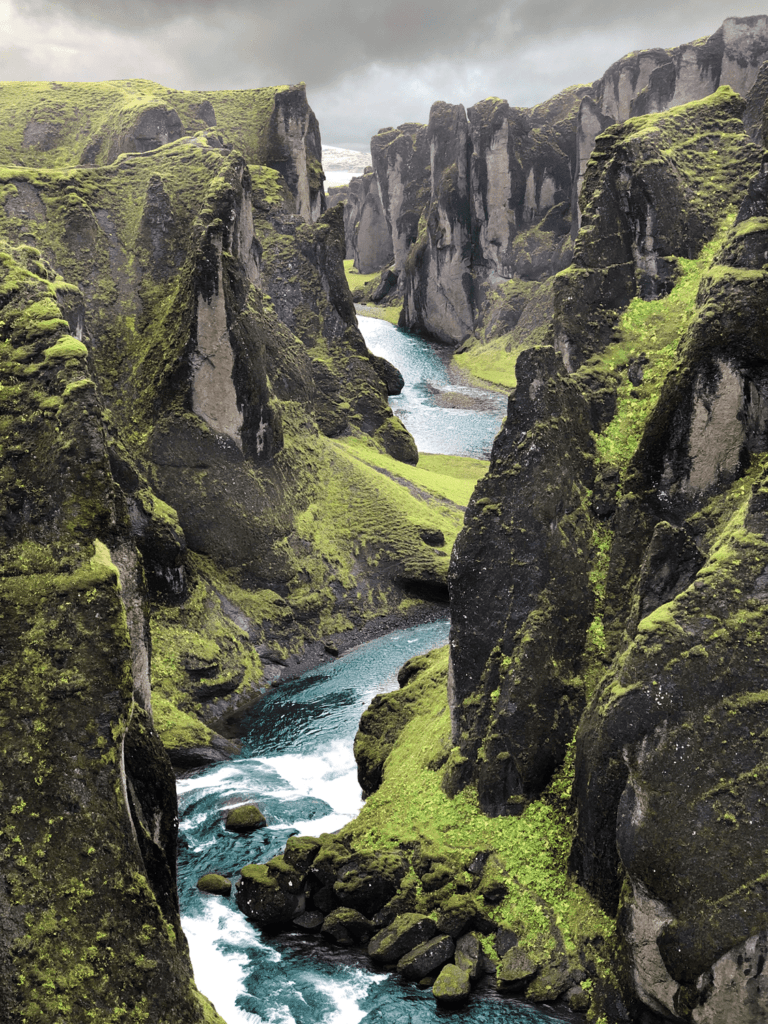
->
[5, 12, 768, 1024]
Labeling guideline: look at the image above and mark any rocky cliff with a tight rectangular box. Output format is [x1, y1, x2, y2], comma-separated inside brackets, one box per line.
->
[446, 82, 768, 1020]
[345, 15, 768, 370]
[0, 78, 464, 1021]
[240, 34, 768, 1024]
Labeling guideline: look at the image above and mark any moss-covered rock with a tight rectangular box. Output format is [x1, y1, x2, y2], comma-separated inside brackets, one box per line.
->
[397, 934, 455, 980]
[320, 907, 374, 945]
[447, 345, 594, 813]
[497, 947, 538, 990]
[454, 931, 483, 981]
[235, 862, 303, 928]
[432, 963, 471, 1005]
[197, 874, 232, 897]
[225, 804, 266, 833]
[368, 913, 438, 963]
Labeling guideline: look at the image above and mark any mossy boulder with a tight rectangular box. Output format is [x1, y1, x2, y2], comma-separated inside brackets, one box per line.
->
[397, 934, 455, 981]
[225, 803, 267, 833]
[454, 932, 483, 981]
[197, 873, 232, 897]
[283, 835, 323, 872]
[320, 907, 374, 945]
[432, 964, 471, 1005]
[497, 947, 538, 990]
[333, 851, 407, 916]
[435, 894, 492, 938]
[526, 961, 577, 1002]
[236, 863, 303, 928]
[368, 913, 438, 963]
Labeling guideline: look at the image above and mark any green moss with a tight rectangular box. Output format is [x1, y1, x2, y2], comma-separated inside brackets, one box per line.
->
[340, 439, 487, 509]
[151, 694, 213, 752]
[342, 650, 615, 980]
[455, 277, 556, 389]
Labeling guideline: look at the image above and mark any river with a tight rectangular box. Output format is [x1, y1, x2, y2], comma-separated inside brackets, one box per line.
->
[176, 319, 559, 1023]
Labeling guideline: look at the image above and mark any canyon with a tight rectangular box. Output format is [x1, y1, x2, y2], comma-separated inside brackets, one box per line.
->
[3, 12, 768, 1024]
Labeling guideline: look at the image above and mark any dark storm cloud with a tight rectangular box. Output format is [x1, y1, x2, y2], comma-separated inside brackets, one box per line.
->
[14, 0, 527, 84]
[6, 0, 767, 148]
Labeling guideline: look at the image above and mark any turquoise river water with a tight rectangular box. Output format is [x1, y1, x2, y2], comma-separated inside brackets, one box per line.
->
[177, 320, 562, 1022]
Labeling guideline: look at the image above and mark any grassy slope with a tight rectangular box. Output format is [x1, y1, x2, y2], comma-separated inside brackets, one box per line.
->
[344, 258, 403, 324]
[340, 648, 615, 994]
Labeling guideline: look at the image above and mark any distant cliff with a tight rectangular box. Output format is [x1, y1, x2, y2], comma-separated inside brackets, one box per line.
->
[346, 15, 768, 356]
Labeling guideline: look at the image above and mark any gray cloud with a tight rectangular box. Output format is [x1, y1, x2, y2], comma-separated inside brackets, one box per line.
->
[6, 0, 765, 149]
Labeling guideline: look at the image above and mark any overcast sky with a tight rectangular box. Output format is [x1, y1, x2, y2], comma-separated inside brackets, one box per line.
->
[1, 1, 766, 150]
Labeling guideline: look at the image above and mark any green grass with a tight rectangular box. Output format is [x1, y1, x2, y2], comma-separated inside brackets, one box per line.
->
[340, 438, 488, 508]
[343, 649, 615, 974]
[357, 304, 402, 325]
[588, 221, 734, 475]
[344, 258, 379, 292]
[344, 259, 403, 323]
[454, 336, 524, 389]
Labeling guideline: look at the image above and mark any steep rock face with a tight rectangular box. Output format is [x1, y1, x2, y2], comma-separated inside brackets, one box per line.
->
[343, 167, 393, 273]
[268, 85, 326, 222]
[398, 91, 584, 345]
[446, 347, 593, 812]
[554, 87, 759, 370]
[569, 158, 768, 1021]
[437, 83, 768, 1019]
[574, 16, 768, 208]
[402, 102, 475, 344]
[370, 122, 430, 276]
[0, 250, 221, 1022]
[468, 90, 584, 281]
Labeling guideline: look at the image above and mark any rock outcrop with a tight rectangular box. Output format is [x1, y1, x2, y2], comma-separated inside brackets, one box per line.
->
[342, 167, 394, 273]
[345, 16, 768, 361]
[0, 78, 459, 1022]
[0, 248, 221, 1022]
[575, 16, 768, 209]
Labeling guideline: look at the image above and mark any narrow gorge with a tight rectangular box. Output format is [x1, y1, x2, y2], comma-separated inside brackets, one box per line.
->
[4, 12, 768, 1024]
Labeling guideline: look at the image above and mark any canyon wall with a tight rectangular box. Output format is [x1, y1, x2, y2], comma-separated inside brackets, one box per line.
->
[0, 79, 458, 1021]
[347, 15, 768, 353]
[240, 26, 768, 1024]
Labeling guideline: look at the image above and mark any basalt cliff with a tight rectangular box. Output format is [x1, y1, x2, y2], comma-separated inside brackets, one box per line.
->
[0, 78, 467, 1022]
[240, 17, 768, 1024]
[345, 16, 768, 366]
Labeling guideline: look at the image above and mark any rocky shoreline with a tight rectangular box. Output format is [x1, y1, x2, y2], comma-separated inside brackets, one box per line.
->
[232, 833, 591, 1016]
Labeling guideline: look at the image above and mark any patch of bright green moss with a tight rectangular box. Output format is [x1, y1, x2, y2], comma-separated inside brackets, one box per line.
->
[342, 649, 616, 982]
[340, 438, 487, 509]
[151, 694, 213, 752]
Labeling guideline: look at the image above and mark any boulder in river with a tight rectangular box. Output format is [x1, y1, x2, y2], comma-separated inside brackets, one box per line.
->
[432, 964, 471, 1005]
[225, 803, 266, 832]
[321, 907, 375, 945]
[397, 934, 455, 980]
[236, 863, 304, 928]
[197, 873, 232, 897]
